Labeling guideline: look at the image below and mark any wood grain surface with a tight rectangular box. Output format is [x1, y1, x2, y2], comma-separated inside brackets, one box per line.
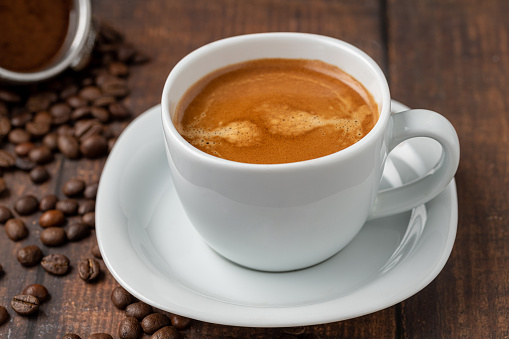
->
[0, 0, 508, 338]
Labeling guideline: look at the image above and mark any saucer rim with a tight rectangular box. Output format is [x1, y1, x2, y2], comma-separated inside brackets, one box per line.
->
[96, 102, 458, 327]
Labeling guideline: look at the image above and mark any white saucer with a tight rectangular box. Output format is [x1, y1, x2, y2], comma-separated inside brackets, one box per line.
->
[96, 101, 457, 327]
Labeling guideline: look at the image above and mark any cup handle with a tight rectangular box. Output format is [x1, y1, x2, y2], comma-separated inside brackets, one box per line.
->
[369, 109, 460, 220]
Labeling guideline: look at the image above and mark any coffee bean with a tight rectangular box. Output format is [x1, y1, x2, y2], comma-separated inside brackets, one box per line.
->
[11, 112, 32, 127]
[78, 258, 100, 282]
[15, 156, 36, 171]
[39, 209, 65, 227]
[62, 333, 82, 339]
[63, 178, 86, 197]
[42, 132, 59, 151]
[101, 77, 128, 97]
[108, 61, 129, 76]
[28, 146, 53, 164]
[56, 199, 78, 215]
[26, 121, 51, 137]
[40, 227, 67, 246]
[50, 102, 71, 124]
[125, 302, 153, 321]
[30, 166, 50, 184]
[57, 124, 75, 135]
[109, 102, 130, 120]
[84, 182, 99, 199]
[66, 95, 88, 108]
[34, 111, 53, 125]
[0, 305, 9, 325]
[71, 106, 92, 120]
[5, 218, 28, 241]
[151, 326, 180, 339]
[93, 95, 116, 108]
[141, 313, 171, 334]
[79, 86, 102, 102]
[11, 294, 39, 315]
[15, 195, 39, 215]
[22, 284, 49, 303]
[75, 120, 104, 141]
[17, 245, 43, 267]
[41, 253, 70, 275]
[39, 194, 58, 211]
[170, 314, 192, 330]
[118, 316, 142, 339]
[0, 205, 13, 223]
[0, 88, 21, 103]
[14, 142, 35, 157]
[111, 286, 136, 310]
[0, 178, 5, 194]
[90, 106, 110, 122]
[26, 92, 55, 112]
[91, 238, 102, 259]
[8, 128, 31, 144]
[0, 150, 16, 168]
[67, 222, 90, 241]
[60, 84, 79, 100]
[87, 334, 113, 339]
[80, 134, 108, 158]
[82, 211, 95, 228]
[57, 134, 81, 159]
[0, 116, 11, 138]
[78, 200, 95, 215]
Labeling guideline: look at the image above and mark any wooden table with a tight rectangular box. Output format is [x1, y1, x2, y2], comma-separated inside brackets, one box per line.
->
[1, 0, 508, 337]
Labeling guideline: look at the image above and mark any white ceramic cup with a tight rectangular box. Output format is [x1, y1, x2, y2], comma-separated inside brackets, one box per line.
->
[161, 33, 460, 272]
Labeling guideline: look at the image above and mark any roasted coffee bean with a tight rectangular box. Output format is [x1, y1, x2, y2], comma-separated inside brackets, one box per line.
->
[40, 227, 67, 246]
[67, 222, 90, 241]
[30, 166, 49, 184]
[111, 286, 136, 310]
[108, 61, 129, 76]
[90, 106, 110, 122]
[26, 120, 51, 137]
[0, 305, 9, 326]
[93, 96, 116, 108]
[5, 218, 28, 241]
[63, 178, 86, 197]
[78, 200, 95, 215]
[71, 106, 92, 121]
[170, 314, 192, 330]
[22, 284, 49, 303]
[125, 302, 152, 321]
[87, 334, 113, 339]
[57, 134, 80, 159]
[78, 258, 100, 282]
[84, 182, 99, 199]
[74, 119, 103, 139]
[17, 245, 43, 267]
[15, 156, 36, 171]
[0, 88, 21, 103]
[11, 112, 32, 127]
[79, 86, 102, 101]
[28, 146, 53, 164]
[15, 195, 39, 215]
[39, 194, 58, 211]
[11, 294, 39, 315]
[66, 95, 88, 108]
[80, 134, 108, 158]
[34, 111, 52, 125]
[56, 199, 78, 215]
[0, 116, 11, 138]
[0, 178, 5, 194]
[8, 128, 31, 144]
[50, 103, 71, 124]
[118, 316, 142, 339]
[62, 334, 82, 339]
[141, 313, 171, 335]
[14, 142, 35, 157]
[91, 238, 102, 259]
[26, 92, 55, 112]
[151, 326, 180, 339]
[39, 209, 65, 227]
[101, 77, 128, 97]
[41, 253, 70, 275]
[42, 132, 58, 151]
[109, 102, 130, 119]
[0, 150, 16, 168]
[0, 205, 13, 223]
[82, 212, 95, 228]
[57, 124, 75, 136]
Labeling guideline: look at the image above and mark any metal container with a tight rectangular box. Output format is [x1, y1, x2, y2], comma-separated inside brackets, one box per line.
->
[0, 0, 94, 84]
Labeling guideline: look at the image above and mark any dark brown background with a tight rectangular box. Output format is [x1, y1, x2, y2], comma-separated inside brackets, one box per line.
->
[1, 0, 508, 338]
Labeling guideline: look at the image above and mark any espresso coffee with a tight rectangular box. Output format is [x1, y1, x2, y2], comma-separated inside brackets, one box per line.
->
[175, 58, 379, 164]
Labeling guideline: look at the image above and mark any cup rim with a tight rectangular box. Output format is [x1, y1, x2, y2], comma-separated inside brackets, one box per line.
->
[0, 0, 92, 84]
[161, 32, 391, 169]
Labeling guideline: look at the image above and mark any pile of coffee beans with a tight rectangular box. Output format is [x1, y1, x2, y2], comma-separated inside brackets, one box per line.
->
[0, 22, 195, 338]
